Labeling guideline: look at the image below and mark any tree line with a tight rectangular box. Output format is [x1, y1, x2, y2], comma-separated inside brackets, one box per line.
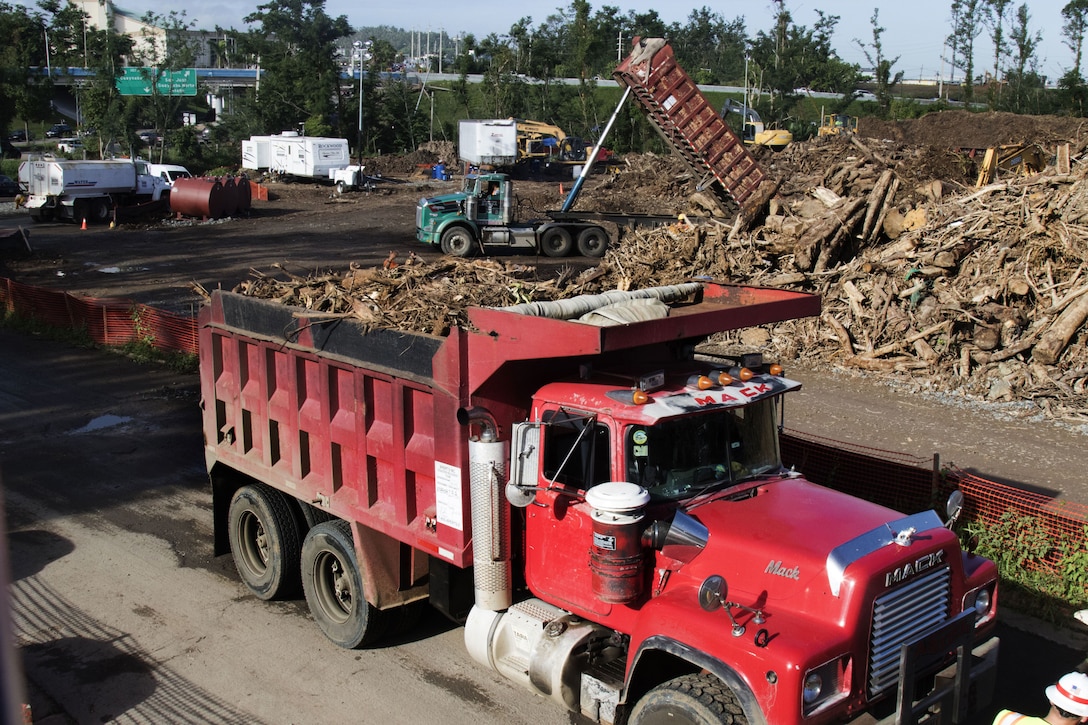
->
[2, 0, 1088, 162]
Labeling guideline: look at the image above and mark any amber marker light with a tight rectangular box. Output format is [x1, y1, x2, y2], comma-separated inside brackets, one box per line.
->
[687, 374, 715, 390]
[738, 367, 754, 382]
[632, 389, 650, 404]
[769, 363, 783, 376]
[716, 371, 734, 385]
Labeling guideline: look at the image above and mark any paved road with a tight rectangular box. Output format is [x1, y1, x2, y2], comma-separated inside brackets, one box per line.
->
[0, 329, 573, 725]
[1, 329, 1085, 724]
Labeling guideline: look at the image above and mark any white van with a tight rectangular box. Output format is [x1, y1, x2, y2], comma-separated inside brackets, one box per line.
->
[147, 163, 192, 188]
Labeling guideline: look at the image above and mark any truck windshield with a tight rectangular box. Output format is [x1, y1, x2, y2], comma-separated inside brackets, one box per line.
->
[625, 398, 782, 499]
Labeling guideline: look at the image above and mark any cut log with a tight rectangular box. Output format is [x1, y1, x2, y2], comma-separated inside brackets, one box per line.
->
[1033, 292, 1088, 365]
[860, 169, 896, 242]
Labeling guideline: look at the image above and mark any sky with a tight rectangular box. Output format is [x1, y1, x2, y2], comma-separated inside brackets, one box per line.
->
[17, 0, 1074, 83]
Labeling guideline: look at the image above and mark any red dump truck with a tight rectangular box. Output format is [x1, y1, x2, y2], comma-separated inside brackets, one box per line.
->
[199, 283, 998, 725]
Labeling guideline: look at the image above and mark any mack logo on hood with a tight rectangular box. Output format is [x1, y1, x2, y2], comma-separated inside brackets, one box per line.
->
[885, 550, 945, 588]
[766, 560, 800, 580]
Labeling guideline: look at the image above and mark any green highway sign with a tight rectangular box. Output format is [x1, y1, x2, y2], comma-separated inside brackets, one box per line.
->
[116, 67, 197, 96]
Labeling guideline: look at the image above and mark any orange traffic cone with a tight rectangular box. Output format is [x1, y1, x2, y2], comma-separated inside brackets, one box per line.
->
[80, 218, 87, 230]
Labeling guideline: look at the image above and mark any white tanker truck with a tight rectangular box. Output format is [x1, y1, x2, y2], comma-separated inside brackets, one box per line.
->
[18, 157, 168, 224]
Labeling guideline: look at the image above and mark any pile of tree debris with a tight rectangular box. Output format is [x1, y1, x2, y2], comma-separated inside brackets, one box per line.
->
[231, 128, 1088, 428]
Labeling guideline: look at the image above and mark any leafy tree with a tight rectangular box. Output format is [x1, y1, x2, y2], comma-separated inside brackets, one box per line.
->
[0, 3, 52, 136]
[1000, 4, 1047, 113]
[749, 4, 859, 118]
[1060, 0, 1088, 113]
[671, 8, 746, 85]
[236, 0, 351, 135]
[855, 9, 903, 116]
[983, 0, 1013, 107]
[35, 0, 137, 156]
[948, 0, 990, 105]
[1062, 0, 1088, 81]
[129, 11, 201, 162]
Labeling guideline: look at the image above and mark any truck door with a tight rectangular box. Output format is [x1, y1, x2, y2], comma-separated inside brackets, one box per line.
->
[478, 179, 503, 220]
[524, 407, 618, 615]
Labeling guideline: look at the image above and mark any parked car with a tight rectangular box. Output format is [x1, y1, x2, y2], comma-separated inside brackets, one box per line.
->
[46, 123, 72, 138]
[56, 138, 84, 154]
[855, 89, 878, 101]
[0, 174, 21, 197]
[137, 130, 161, 145]
[8, 129, 30, 142]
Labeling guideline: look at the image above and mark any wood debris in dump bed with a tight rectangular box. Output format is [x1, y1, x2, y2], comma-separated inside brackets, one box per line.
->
[229, 257, 607, 337]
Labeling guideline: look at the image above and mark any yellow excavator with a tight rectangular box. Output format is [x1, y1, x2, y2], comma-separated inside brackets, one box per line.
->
[511, 119, 588, 163]
[720, 99, 792, 150]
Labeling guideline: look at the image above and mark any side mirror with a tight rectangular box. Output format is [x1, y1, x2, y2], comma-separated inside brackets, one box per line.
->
[945, 490, 964, 528]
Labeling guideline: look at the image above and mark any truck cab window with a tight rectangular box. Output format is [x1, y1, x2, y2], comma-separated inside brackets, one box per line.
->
[626, 400, 782, 499]
[541, 409, 611, 490]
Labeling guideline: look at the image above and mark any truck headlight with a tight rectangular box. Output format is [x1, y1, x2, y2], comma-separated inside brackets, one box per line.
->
[802, 673, 822, 703]
[963, 584, 995, 625]
[802, 655, 850, 716]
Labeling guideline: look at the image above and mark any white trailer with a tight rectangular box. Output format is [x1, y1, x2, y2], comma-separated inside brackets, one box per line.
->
[241, 136, 273, 171]
[18, 158, 168, 224]
[458, 119, 518, 166]
[262, 133, 350, 179]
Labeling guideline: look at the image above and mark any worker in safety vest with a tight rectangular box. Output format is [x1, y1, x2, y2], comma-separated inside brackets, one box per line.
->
[993, 671, 1088, 725]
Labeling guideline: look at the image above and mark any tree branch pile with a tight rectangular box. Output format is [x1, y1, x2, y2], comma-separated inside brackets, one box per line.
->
[224, 132, 1088, 427]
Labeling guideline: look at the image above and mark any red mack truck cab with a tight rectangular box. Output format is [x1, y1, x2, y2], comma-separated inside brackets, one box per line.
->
[199, 282, 998, 725]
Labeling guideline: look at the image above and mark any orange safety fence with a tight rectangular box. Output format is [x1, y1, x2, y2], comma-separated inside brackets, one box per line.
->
[0, 276, 198, 355]
[782, 427, 1088, 584]
[2, 275, 1085, 586]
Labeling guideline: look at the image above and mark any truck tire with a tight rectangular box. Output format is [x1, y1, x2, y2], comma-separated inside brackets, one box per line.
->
[301, 520, 389, 648]
[336, 180, 347, 194]
[629, 674, 749, 725]
[541, 227, 573, 257]
[227, 484, 302, 601]
[577, 226, 608, 258]
[89, 198, 110, 225]
[440, 226, 476, 257]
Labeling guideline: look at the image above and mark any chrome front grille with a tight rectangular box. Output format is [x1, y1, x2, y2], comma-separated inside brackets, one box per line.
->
[868, 565, 952, 698]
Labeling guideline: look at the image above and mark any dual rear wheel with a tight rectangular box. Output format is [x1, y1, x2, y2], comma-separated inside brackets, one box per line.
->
[541, 225, 609, 258]
[227, 485, 391, 648]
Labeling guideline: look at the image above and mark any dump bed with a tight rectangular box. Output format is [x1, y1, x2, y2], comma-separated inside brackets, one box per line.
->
[199, 284, 818, 567]
[614, 39, 776, 218]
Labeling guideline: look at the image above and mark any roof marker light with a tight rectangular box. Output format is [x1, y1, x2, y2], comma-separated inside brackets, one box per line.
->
[687, 374, 714, 390]
[714, 370, 734, 386]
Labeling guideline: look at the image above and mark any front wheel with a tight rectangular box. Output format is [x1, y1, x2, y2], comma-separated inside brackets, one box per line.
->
[440, 226, 476, 257]
[577, 226, 609, 258]
[301, 520, 389, 648]
[540, 227, 573, 257]
[227, 484, 302, 601]
[628, 674, 749, 725]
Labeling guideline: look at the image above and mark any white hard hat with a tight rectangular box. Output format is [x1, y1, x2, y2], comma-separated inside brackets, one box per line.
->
[1046, 671, 1088, 717]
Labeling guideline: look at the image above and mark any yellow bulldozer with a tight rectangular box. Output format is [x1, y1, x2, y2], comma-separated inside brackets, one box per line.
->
[817, 112, 858, 136]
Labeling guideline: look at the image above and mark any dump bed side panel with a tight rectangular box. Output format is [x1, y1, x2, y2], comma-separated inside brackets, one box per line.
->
[614, 39, 774, 216]
[199, 292, 474, 567]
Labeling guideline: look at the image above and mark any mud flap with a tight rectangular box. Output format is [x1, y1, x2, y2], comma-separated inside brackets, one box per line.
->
[876, 610, 999, 725]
